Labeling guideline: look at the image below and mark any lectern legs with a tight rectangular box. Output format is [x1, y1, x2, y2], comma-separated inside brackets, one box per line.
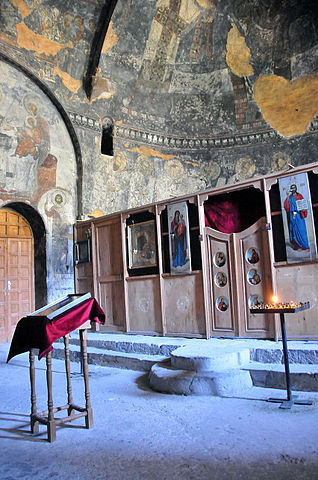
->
[29, 349, 39, 434]
[80, 329, 93, 428]
[46, 352, 57, 442]
[29, 330, 93, 442]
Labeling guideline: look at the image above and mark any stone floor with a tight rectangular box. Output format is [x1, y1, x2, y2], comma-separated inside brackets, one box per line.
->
[1, 343, 318, 480]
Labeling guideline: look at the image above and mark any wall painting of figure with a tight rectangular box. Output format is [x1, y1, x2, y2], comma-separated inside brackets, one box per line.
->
[278, 172, 317, 264]
[167, 201, 192, 275]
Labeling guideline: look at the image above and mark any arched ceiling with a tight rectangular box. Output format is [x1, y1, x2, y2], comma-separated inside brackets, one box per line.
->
[88, 0, 318, 138]
[1, 0, 318, 140]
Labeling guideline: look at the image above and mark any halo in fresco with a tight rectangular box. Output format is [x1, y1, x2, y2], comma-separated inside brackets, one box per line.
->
[23, 94, 42, 116]
[52, 190, 66, 207]
[113, 150, 127, 171]
[165, 159, 184, 179]
[271, 152, 290, 172]
[200, 161, 221, 181]
[136, 155, 154, 176]
[235, 157, 256, 179]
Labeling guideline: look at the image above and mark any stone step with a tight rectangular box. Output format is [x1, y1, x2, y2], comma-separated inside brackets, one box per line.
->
[52, 342, 169, 372]
[149, 360, 318, 396]
[52, 333, 318, 395]
[249, 345, 318, 364]
[170, 343, 250, 371]
[148, 360, 253, 396]
[60, 332, 188, 356]
[245, 361, 318, 392]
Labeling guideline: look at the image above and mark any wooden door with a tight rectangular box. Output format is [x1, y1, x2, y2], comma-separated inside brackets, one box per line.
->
[205, 227, 237, 336]
[234, 217, 275, 338]
[0, 209, 34, 343]
[205, 217, 274, 338]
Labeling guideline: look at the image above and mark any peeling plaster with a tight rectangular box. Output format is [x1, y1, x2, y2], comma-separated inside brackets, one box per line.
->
[226, 23, 253, 77]
[127, 144, 177, 160]
[10, 0, 32, 19]
[254, 74, 318, 137]
[90, 72, 115, 102]
[16, 22, 72, 56]
[101, 20, 118, 54]
[53, 66, 82, 93]
[88, 208, 104, 217]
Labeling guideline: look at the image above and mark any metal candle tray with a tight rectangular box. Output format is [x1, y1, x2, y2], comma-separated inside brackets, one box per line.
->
[250, 301, 310, 314]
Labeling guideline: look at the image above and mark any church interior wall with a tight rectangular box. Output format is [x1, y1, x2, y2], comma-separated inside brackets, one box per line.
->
[0, 0, 318, 328]
[0, 60, 77, 303]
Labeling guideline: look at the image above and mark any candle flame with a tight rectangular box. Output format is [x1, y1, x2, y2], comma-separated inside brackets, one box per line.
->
[272, 295, 278, 303]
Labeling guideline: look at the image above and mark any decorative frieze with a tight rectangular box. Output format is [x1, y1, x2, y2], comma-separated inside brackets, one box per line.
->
[114, 124, 285, 151]
[68, 111, 318, 148]
[68, 112, 101, 131]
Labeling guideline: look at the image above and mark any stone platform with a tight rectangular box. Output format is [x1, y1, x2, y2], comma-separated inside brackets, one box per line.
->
[49, 332, 318, 396]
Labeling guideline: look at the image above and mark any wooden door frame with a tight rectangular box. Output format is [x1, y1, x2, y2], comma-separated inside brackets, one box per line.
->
[0, 209, 34, 342]
[1, 203, 47, 309]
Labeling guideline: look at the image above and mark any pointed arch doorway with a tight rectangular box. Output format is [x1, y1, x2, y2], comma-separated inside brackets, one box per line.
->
[0, 208, 35, 343]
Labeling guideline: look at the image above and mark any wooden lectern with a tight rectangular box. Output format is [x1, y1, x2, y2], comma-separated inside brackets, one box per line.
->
[7, 293, 105, 442]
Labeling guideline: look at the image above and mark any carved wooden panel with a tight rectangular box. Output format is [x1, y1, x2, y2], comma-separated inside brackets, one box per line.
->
[98, 279, 125, 330]
[163, 272, 205, 335]
[95, 219, 122, 278]
[275, 264, 318, 339]
[205, 228, 236, 335]
[126, 277, 162, 333]
[235, 218, 274, 337]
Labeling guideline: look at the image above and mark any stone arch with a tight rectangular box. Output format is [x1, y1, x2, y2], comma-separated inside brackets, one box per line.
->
[1, 202, 47, 309]
[0, 57, 78, 302]
[0, 52, 83, 218]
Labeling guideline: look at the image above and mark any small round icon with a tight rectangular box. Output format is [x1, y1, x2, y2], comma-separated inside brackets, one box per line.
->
[216, 296, 229, 312]
[246, 247, 260, 264]
[247, 268, 261, 285]
[214, 251, 226, 267]
[249, 294, 263, 308]
[215, 272, 227, 287]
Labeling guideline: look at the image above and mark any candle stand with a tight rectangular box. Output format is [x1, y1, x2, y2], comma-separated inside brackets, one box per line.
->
[250, 302, 312, 409]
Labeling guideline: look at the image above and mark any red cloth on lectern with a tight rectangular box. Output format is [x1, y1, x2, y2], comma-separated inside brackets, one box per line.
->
[7, 298, 105, 362]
